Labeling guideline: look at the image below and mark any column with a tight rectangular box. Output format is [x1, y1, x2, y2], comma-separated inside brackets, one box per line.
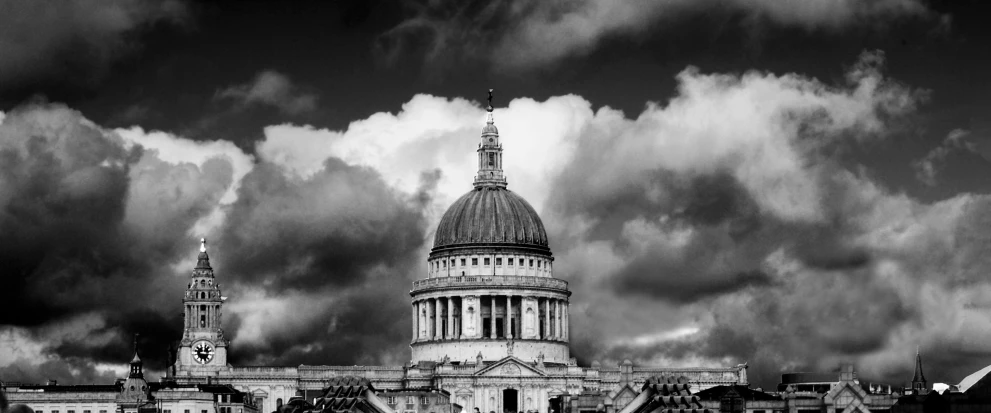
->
[427, 299, 434, 339]
[556, 300, 563, 339]
[490, 296, 497, 339]
[563, 300, 569, 341]
[460, 297, 469, 339]
[543, 299, 550, 339]
[412, 301, 418, 340]
[447, 296, 454, 339]
[506, 295, 513, 339]
[435, 298, 443, 340]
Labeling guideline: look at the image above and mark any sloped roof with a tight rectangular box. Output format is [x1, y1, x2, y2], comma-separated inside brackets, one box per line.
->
[631, 376, 709, 413]
[959, 365, 991, 393]
[694, 385, 780, 401]
[308, 377, 387, 413]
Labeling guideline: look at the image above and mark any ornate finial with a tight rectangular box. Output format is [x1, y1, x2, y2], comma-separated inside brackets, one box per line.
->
[486, 89, 494, 112]
[200, 238, 207, 253]
[133, 333, 139, 352]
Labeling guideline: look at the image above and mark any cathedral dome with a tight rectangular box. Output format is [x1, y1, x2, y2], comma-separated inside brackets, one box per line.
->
[432, 186, 549, 252]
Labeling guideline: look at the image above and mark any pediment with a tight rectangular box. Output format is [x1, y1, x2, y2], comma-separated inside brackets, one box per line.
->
[475, 356, 547, 377]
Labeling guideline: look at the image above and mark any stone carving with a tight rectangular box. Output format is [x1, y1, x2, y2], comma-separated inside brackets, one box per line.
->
[501, 364, 521, 376]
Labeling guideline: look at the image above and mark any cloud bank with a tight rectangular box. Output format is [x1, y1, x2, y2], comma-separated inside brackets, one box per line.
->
[376, 0, 936, 71]
[4, 50, 991, 390]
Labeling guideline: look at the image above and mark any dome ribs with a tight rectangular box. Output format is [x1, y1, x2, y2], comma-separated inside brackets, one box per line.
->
[431, 187, 550, 252]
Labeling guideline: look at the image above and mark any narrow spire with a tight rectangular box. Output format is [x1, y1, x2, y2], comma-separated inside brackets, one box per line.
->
[913, 347, 926, 384]
[200, 238, 207, 253]
[130, 334, 142, 366]
[486, 88, 494, 112]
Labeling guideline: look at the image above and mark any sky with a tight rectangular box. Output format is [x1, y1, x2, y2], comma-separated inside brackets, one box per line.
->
[1, 0, 991, 391]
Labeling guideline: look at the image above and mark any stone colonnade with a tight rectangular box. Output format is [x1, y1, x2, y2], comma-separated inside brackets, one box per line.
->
[411, 295, 568, 341]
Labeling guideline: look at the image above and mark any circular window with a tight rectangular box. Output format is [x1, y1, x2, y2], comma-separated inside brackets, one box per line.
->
[130, 386, 135, 391]
[488, 138, 493, 143]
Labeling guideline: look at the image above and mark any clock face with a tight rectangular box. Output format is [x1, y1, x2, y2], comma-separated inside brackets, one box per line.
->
[193, 341, 215, 364]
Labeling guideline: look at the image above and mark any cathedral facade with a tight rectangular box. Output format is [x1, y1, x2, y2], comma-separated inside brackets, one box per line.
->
[171, 95, 748, 413]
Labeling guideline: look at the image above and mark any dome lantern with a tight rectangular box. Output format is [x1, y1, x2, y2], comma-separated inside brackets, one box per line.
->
[474, 89, 507, 189]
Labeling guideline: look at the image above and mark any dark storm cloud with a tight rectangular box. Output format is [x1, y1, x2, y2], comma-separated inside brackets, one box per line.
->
[0, 0, 189, 96]
[376, 0, 936, 72]
[0, 102, 235, 383]
[209, 155, 432, 366]
[217, 158, 427, 292]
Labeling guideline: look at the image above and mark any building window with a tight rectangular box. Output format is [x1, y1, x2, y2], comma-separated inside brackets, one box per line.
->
[388, 397, 397, 405]
[461, 259, 466, 266]
[420, 397, 428, 405]
[407, 396, 416, 404]
[508, 258, 514, 266]
[496, 258, 502, 266]
[52, 410, 59, 413]
[443, 260, 447, 268]
[68, 410, 75, 413]
[203, 410, 208, 413]
[84, 410, 91, 413]
[537, 260, 541, 268]
[472, 258, 478, 266]
[185, 409, 191, 413]
[529, 259, 534, 267]
[484, 258, 490, 265]
[451, 259, 455, 267]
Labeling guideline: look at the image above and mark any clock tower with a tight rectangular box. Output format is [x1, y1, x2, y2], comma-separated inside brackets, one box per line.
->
[175, 238, 229, 374]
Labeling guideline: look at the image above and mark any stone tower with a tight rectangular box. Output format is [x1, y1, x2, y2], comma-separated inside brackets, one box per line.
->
[175, 239, 229, 373]
[410, 91, 572, 363]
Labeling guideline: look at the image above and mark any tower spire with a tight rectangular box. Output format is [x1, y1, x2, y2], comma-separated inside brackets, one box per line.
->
[129, 334, 143, 378]
[912, 347, 927, 394]
[195, 238, 213, 273]
[474, 88, 507, 188]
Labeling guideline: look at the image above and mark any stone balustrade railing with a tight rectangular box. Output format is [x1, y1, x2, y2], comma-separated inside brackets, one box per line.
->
[411, 275, 568, 292]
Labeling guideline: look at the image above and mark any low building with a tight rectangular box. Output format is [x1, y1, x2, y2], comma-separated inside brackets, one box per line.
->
[2, 338, 258, 413]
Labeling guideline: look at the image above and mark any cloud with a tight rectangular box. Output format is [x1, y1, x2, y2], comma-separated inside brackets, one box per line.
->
[0, 99, 430, 382]
[376, 0, 936, 71]
[4, 49, 991, 390]
[0, 0, 189, 93]
[912, 128, 990, 185]
[0, 103, 242, 382]
[216, 70, 319, 115]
